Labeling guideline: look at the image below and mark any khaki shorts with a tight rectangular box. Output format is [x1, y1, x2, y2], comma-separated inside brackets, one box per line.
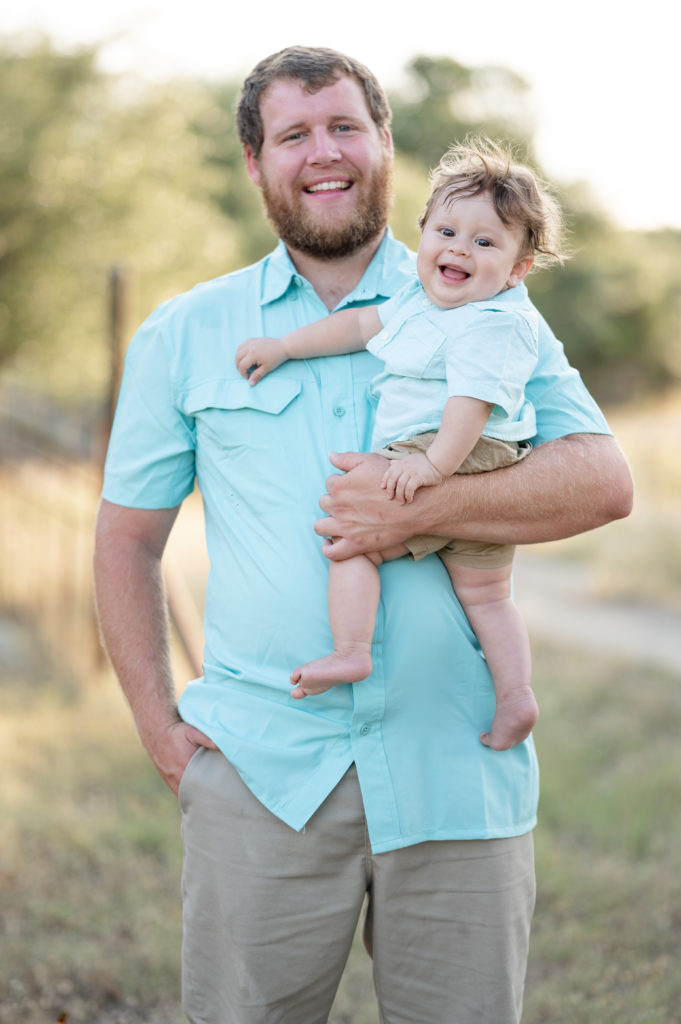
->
[180, 750, 535, 1024]
[375, 433, 532, 570]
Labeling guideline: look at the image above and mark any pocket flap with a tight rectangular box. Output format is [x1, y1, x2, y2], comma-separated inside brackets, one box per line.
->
[180, 376, 302, 416]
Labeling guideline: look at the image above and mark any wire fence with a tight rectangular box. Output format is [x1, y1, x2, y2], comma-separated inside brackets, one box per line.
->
[0, 381, 105, 688]
[0, 374, 204, 691]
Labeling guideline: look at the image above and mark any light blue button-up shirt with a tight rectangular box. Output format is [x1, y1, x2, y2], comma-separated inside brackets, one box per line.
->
[103, 230, 610, 853]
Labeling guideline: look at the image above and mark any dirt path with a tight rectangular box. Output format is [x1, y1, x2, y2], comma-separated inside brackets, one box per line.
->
[514, 550, 681, 675]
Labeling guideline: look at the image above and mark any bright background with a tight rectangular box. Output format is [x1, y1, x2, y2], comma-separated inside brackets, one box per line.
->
[2, 0, 678, 231]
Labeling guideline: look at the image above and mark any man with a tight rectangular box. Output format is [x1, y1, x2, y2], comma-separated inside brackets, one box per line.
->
[94, 46, 633, 1024]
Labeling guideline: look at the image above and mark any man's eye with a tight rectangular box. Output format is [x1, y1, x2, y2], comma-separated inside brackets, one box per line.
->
[333, 124, 354, 133]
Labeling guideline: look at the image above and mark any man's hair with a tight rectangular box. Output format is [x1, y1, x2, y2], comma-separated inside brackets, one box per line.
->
[236, 46, 392, 157]
[419, 138, 566, 267]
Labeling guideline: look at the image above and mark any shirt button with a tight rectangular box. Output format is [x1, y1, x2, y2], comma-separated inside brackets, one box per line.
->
[359, 724, 370, 736]
[422, 297, 430, 308]
[333, 406, 346, 417]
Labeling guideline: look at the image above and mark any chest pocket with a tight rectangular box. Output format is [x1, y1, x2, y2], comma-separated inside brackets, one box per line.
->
[372, 318, 447, 380]
[180, 375, 303, 454]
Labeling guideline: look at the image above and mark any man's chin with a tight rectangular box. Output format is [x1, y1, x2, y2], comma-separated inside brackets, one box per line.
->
[279, 220, 387, 260]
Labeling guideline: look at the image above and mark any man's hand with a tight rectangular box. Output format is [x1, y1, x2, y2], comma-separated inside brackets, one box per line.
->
[316, 435, 634, 562]
[235, 337, 287, 384]
[382, 452, 445, 504]
[315, 451, 421, 560]
[148, 719, 218, 797]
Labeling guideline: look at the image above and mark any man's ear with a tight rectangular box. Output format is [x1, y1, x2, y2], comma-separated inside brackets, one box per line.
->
[507, 257, 533, 288]
[383, 128, 394, 157]
[244, 145, 261, 187]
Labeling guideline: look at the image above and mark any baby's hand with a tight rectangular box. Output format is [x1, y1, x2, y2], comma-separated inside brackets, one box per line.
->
[381, 452, 444, 504]
[235, 337, 287, 384]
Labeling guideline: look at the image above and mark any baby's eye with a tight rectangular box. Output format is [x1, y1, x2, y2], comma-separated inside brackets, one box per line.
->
[439, 227, 455, 237]
[475, 238, 492, 248]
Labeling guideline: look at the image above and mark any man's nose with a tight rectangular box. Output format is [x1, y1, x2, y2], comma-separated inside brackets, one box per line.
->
[307, 128, 342, 164]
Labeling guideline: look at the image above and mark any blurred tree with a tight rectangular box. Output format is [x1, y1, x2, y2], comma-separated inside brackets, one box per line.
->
[190, 82, 276, 266]
[390, 55, 535, 170]
[0, 37, 240, 398]
[530, 204, 681, 402]
[0, 39, 103, 366]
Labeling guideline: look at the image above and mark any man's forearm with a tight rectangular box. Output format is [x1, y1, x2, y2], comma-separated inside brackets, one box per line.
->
[94, 500, 217, 794]
[417, 433, 633, 544]
[94, 515, 180, 745]
[93, 501, 203, 794]
[317, 434, 633, 559]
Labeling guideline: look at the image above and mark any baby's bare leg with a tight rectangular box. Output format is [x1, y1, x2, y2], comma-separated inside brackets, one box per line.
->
[291, 545, 408, 698]
[444, 560, 538, 750]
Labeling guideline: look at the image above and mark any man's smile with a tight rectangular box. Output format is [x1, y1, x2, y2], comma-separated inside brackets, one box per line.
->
[303, 180, 353, 193]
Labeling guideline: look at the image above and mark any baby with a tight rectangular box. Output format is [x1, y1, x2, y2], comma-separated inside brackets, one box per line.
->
[236, 139, 566, 750]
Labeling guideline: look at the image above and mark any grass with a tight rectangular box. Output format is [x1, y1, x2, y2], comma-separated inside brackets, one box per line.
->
[0, 675, 186, 1024]
[525, 642, 681, 1024]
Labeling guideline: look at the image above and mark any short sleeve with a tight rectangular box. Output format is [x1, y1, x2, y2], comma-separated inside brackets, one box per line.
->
[529, 309, 611, 444]
[444, 308, 538, 414]
[102, 317, 197, 509]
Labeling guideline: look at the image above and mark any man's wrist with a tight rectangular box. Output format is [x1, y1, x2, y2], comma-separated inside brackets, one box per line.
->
[408, 471, 458, 535]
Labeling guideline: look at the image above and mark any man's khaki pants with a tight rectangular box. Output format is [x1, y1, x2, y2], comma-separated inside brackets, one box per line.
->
[180, 749, 535, 1024]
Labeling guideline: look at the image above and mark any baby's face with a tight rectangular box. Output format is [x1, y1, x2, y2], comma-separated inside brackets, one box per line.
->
[416, 192, 532, 309]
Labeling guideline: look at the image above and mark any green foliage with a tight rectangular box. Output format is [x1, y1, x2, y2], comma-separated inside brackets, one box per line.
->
[0, 37, 241, 397]
[190, 81, 276, 266]
[389, 152, 430, 250]
[0, 39, 104, 366]
[390, 54, 535, 170]
[529, 191, 681, 402]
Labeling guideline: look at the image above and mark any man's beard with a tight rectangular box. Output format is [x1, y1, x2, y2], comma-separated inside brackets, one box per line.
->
[260, 157, 393, 260]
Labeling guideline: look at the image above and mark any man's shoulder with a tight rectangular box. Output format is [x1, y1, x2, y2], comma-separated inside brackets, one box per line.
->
[167, 256, 268, 312]
[137, 254, 275, 344]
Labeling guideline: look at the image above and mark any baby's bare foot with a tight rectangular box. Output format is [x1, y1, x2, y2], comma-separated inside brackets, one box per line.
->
[290, 646, 372, 698]
[480, 687, 539, 750]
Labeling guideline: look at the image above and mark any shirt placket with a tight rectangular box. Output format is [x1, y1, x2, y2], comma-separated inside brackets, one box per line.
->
[315, 356, 402, 844]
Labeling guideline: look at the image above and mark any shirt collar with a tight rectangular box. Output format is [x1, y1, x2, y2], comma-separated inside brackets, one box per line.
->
[259, 229, 409, 309]
[417, 280, 530, 313]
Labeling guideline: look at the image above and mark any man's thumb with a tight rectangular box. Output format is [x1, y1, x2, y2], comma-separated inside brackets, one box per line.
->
[328, 450, 365, 473]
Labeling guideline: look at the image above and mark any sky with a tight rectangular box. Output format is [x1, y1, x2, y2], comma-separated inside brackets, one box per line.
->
[3, 0, 679, 231]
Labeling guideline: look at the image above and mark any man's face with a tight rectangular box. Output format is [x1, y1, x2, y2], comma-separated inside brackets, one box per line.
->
[245, 75, 393, 260]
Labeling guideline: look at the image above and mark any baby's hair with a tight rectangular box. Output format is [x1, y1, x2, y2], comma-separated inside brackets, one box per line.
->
[419, 138, 566, 268]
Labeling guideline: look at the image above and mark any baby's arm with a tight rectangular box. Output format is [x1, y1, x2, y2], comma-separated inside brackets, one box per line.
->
[236, 305, 383, 384]
[383, 396, 494, 504]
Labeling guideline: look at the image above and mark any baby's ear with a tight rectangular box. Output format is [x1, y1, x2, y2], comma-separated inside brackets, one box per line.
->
[507, 257, 533, 288]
